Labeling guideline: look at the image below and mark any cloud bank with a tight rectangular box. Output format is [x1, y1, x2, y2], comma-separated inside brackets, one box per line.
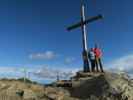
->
[107, 54, 133, 76]
[32, 67, 78, 80]
[0, 65, 79, 82]
[0, 53, 133, 83]
[29, 51, 57, 60]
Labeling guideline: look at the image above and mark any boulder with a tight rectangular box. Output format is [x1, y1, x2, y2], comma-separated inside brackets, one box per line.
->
[23, 89, 37, 100]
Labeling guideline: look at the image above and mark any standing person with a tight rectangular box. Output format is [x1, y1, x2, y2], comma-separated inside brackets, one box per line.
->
[93, 44, 104, 72]
[89, 48, 96, 72]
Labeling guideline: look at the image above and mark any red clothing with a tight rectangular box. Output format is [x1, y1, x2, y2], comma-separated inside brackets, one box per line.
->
[93, 48, 102, 58]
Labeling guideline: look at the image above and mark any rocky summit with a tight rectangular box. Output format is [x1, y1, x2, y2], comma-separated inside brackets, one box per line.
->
[0, 72, 132, 100]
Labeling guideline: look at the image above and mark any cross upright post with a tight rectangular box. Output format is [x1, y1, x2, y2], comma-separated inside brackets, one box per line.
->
[80, 0, 90, 72]
[67, 0, 103, 72]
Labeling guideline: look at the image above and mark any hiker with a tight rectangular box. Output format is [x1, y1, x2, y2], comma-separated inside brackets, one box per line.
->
[93, 44, 104, 72]
[89, 48, 96, 72]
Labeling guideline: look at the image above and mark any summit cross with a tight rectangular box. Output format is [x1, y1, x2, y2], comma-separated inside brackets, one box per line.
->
[67, 0, 103, 72]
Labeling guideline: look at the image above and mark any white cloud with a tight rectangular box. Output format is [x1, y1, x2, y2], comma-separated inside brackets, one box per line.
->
[64, 57, 76, 64]
[32, 67, 77, 80]
[29, 51, 57, 60]
[0, 67, 17, 73]
[0, 65, 81, 83]
[0, 67, 25, 79]
[106, 54, 133, 76]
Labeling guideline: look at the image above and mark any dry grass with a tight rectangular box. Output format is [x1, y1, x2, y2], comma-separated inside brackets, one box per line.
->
[0, 95, 22, 100]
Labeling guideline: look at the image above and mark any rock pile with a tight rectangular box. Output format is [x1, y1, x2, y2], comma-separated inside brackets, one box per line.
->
[0, 71, 132, 100]
[64, 72, 133, 100]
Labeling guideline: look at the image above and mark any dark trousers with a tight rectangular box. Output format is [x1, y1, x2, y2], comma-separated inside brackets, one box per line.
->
[90, 60, 95, 72]
[95, 58, 104, 72]
[84, 59, 90, 72]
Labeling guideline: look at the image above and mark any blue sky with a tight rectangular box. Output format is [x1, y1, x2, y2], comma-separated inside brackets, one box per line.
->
[0, 0, 133, 82]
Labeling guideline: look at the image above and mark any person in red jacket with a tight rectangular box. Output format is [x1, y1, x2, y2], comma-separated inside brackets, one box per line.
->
[93, 44, 104, 72]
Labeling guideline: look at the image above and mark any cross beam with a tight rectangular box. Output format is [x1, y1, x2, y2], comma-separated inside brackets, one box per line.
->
[67, 14, 103, 31]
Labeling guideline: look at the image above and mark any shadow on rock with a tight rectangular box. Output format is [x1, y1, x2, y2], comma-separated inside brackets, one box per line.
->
[67, 74, 110, 99]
